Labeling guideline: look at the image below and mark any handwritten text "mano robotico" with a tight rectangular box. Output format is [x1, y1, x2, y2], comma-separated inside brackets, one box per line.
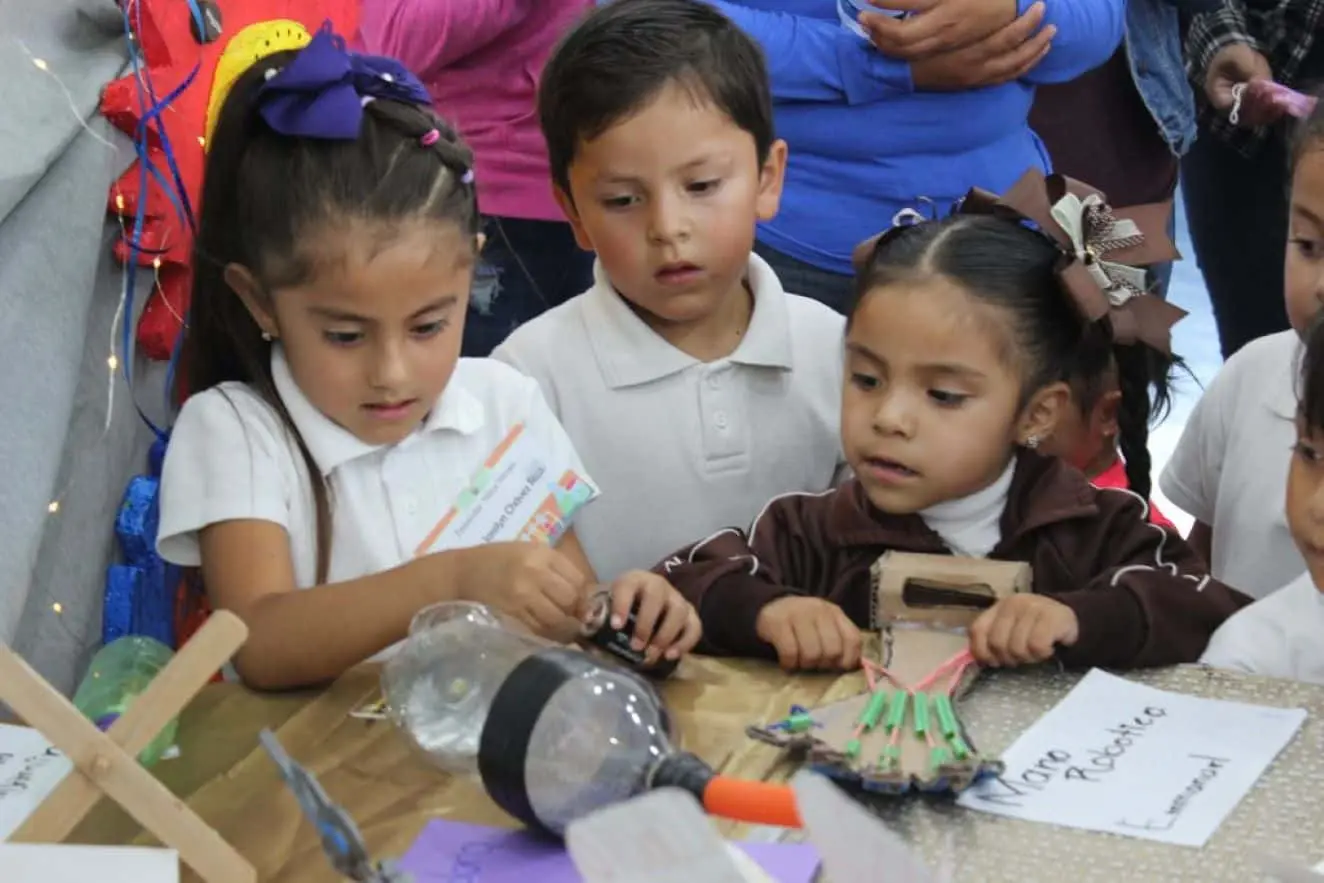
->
[972, 706, 1168, 808]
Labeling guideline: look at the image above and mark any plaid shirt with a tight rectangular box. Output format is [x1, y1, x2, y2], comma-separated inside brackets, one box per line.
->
[1186, 0, 1324, 156]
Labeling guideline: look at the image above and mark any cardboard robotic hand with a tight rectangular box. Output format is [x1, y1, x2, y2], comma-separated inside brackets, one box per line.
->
[748, 553, 1030, 795]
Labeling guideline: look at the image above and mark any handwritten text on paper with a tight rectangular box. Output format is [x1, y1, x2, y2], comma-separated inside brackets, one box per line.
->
[957, 669, 1306, 847]
[0, 724, 73, 840]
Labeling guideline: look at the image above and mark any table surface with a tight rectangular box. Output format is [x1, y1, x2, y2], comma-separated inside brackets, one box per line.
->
[70, 658, 1324, 883]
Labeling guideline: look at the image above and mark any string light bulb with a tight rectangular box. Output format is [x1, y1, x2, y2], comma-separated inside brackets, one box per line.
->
[32, 57, 48, 72]
[47, 500, 59, 514]
[52, 602, 63, 615]
[197, 135, 206, 148]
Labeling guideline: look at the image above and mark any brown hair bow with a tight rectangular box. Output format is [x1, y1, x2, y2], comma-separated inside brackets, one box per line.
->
[957, 169, 1187, 354]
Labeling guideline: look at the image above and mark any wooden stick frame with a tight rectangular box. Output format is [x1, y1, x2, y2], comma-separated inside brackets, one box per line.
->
[0, 610, 256, 883]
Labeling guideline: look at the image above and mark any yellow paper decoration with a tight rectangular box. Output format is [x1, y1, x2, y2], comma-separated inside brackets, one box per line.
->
[204, 20, 313, 148]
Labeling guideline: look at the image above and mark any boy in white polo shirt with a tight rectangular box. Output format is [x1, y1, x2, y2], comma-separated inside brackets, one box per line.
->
[1159, 107, 1324, 599]
[493, 0, 845, 580]
[1202, 314, 1324, 682]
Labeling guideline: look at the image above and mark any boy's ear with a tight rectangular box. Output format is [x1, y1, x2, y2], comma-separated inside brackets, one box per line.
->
[1095, 389, 1123, 439]
[223, 263, 279, 340]
[554, 185, 596, 252]
[1018, 381, 1072, 448]
[755, 138, 788, 223]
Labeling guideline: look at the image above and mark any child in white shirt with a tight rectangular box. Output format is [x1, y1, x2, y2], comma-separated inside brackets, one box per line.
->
[1202, 313, 1324, 683]
[493, 0, 844, 580]
[156, 28, 698, 689]
[1158, 104, 1324, 598]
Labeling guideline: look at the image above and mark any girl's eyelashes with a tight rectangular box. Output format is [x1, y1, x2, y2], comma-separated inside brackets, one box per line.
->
[1296, 439, 1324, 464]
[927, 389, 969, 407]
[1292, 237, 1322, 260]
[324, 329, 363, 346]
[321, 318, 451, 346]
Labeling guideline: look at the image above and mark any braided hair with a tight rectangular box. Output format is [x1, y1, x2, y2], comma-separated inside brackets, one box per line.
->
[1109, 341, 1179, 499]
[183, 49, 479, 583]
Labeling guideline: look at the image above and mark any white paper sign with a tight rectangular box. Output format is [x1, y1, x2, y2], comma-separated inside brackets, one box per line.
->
[958, 669, 1307, 847]
[0, 723, 72, 840]
[0, 843, 178, 882]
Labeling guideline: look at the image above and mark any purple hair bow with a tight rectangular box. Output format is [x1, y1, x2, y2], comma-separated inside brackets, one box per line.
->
[256, 22, 432, 140]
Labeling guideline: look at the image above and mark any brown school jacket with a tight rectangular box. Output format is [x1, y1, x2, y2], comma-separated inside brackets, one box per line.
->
[656, 451, 1251, 669]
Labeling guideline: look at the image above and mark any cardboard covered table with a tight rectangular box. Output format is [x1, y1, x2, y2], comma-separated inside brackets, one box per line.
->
[70, 657, 1324, 882]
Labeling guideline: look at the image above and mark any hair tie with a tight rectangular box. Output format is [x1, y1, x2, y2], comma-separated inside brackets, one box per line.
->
[955, 169, 1186, 354]
[256, 21, 433, 140]
[420, 128, 440, 147]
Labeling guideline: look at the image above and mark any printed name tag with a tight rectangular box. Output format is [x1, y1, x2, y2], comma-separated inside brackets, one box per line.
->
[414, 423, 598, 556]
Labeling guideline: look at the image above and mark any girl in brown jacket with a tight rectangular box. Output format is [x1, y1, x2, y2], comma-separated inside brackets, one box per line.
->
[655, 170, 1251, 673]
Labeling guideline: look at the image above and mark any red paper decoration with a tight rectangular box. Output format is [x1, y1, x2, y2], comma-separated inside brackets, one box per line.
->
[101, 0, 359, 361]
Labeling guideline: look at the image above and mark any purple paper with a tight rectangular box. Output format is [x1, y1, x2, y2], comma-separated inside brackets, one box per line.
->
[400, 819, 820, 883]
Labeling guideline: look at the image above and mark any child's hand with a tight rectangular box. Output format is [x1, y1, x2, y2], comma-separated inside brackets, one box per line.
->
[609, 571, 702, 666]
[460, 542, 590, 641]
[755, 597, 863, 672]
[969, 595, 1078, 667]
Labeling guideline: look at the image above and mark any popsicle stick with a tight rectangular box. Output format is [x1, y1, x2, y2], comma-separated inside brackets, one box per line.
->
[11, 612, 246, 842]
[0, 612, 255, 883]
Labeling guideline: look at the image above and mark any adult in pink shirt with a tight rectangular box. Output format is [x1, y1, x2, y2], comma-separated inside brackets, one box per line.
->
[358, 1, 596, 356]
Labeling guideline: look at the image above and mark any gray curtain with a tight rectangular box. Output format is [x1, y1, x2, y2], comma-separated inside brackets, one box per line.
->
[1, 1, 169, 694]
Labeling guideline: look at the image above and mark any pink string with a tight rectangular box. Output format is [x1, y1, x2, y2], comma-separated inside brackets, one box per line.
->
[912, 649, 975, 694]
[945, 660, 974, 694]
[420, 128, 440, 147]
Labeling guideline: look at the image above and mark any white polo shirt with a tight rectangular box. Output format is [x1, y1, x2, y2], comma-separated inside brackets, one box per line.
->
[493, 254, 845, 581]
[1201, 571, 1324, 684]
[157, 348, 591, 589]
[1159, 330, 1305, 599]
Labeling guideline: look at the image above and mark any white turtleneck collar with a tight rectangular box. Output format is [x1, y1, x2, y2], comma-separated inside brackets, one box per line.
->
[920, 458, 1015, 558]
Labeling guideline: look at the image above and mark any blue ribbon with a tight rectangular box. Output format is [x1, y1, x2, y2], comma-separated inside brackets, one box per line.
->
[256, 22, 432, 141]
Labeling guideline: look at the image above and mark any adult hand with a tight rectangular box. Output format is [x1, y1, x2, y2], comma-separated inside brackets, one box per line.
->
[754, 596, 863, 672]
[862, 0, 1019, 59]
[911, 6, 1054, 91]
[1204, 43, 1275, 126]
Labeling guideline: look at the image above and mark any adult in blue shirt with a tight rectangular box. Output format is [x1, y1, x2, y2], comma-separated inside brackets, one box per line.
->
[708, 0, 1126, 311]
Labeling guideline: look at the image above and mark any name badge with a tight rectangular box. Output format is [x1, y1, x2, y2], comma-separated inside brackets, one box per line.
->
[414, 422, 598, 556]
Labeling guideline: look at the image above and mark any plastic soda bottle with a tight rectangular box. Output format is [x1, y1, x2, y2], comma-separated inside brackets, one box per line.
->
[71, 635, 178, 767]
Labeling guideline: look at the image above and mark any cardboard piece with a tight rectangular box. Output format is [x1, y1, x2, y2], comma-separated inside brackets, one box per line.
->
[0, 612, 255, 883]
[749, 553, 1026, 795]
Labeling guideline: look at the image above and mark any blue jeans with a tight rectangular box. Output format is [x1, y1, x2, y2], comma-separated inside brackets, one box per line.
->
[753, 240, 855, 315]
[464, 217, 596, 357]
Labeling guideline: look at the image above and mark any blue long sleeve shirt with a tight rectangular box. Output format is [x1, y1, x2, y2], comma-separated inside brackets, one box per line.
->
[707, 0, 1125, 275]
